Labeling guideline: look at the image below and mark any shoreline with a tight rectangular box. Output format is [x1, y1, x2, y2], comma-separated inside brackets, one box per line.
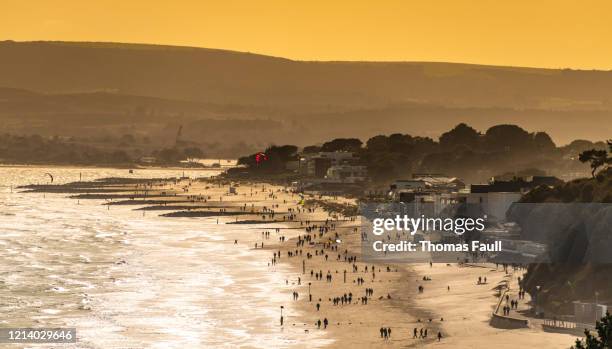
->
[0, 163, 230, 171]
[16, 174, 578, 348]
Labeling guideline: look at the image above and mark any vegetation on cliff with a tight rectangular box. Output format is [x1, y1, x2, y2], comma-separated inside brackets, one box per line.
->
[511, 142, 611, 315]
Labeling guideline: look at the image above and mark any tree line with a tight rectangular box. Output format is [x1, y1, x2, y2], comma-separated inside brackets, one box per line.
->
[0, 133, 206, 165]
[237, 123, 609, 183]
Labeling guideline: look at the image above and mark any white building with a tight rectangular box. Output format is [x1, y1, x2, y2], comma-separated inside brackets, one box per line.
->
[467, 184, 522, 222]
[325, 165, 368, 183]
[391, 175, 465, 194]
[391, 179, 428, 192]
[300, 152, 359, 178]
[412, 174, 466, 191]
[389, 175, 466, 203]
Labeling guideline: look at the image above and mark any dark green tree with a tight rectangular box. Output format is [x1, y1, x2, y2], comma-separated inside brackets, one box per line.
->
[365, 135, 390, 152]
[302, 145, 321, 154]
[238, 145, 298, 173]
[533, 131, 556, 152]
[439, 123, 480, 149]
[484, 124, 531, 151]
[579, 149, 609, 178]
[572, 311, 612, 349]
[320, 138, 362, 152]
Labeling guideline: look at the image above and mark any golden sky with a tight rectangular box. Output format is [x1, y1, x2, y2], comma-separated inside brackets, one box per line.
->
[3, 0, 612, 69]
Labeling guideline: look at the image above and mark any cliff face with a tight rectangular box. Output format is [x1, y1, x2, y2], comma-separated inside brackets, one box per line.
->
[508, 203, 612, 263]
[507, 168, 612, 314]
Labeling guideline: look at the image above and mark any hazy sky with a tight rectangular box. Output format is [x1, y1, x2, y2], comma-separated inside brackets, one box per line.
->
[3, 0, 612, 69]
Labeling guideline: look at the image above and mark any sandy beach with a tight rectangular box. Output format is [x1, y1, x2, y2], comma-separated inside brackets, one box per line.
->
[171, 179, 578, 348]
[15, 174, 580, 348]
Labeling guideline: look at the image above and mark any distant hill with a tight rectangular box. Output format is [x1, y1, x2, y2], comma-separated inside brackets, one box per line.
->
[0, 40, 611, 146]
[3, 41, 612, 110]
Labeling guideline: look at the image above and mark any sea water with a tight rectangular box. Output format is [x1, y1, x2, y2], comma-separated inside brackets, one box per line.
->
[0, 166, 330, 348]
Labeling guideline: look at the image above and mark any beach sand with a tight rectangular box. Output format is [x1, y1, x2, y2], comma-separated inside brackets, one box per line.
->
[190, 180, 577, 348]
[24, 176, 579, 348]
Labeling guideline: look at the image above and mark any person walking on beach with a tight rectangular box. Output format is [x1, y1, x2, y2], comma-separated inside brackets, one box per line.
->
[380, 327, 384, 338]
[413, 327, 418, 338]
[437, 331, 442, 341]
[387, 327, 391, 338]
[323, 318, 328, 329]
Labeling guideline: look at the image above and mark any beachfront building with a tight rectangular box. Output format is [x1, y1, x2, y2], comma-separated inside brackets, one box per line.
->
[391, 179, 427, 193]
[465, 176, 560, 222]
[466, 176, 563, 222]
[412, 174, 466, 191]
[412, 192, 461, 217]
[296, 151, 369, 192]
[388, 175, 562, 221]
[389, 174, 465, 202]
[324, 164, 368, 183]
[467, 182, 522, 222]
[299, 151, 359, 178]
[482, 225, 550, 264]
[387, 174, 467, 217]
[573, 301, 608, 325]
